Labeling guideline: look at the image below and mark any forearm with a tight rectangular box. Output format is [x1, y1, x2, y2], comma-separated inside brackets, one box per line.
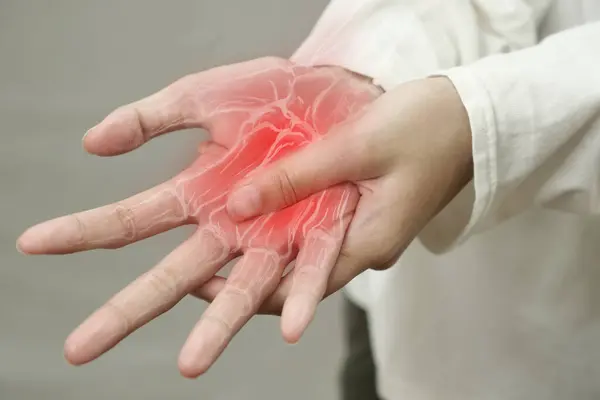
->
[421, 21, 600, 252]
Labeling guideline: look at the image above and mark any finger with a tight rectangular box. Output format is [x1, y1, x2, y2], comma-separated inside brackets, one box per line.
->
[191, 217, 374, 322]
[190, 276, 227, 301]
[241, 237, 365, 318]
[226, 125, 371, 222]
[83, 74, 208, 157]
[190, 275, 286, 316]
[64, 228, 231, 365]
[218, 186, 403, 317]
[193, 247, 360, 318]
[178, 248, 287, 378]
[17, 181, 188, 255]
[280, 229, 342, 343]
[83, 57, 293, 157]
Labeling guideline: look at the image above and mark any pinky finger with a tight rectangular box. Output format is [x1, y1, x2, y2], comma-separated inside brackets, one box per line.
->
[190, 275, 226, 302]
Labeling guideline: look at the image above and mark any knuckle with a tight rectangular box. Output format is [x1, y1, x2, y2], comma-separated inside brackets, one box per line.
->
[295, 263, 325, 280]
[307, 227, 336, 246]
[293, 268, 324, 297]
[114, 203, 138, 242]
[292, 267, 317, 287]
[202, 313, 234, 336]
[104, 300, 134, 335]
[68, 214, 87, 248]
[98, 103, 145, 148]
[172, 74, 198, 110]
[273, 169, 299, 208]
[145, 268, 181, 298]
[134, 109, 151, 145]
[225, 286, 255, 317]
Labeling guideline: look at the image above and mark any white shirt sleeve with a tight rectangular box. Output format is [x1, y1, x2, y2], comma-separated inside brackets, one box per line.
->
[291, 0, 551, 89]
[419, 21, 600, 252]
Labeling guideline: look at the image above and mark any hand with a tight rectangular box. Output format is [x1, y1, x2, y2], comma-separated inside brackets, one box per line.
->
[198, 76, 474, 314]
[16, 57, 381, 377]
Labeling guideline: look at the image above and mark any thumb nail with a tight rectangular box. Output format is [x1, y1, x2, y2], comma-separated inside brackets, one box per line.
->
[82, 127, 94, 143]
[83, 122, 101, 141]
[227, 184, 262, 220]
[16, 241, 25, 255]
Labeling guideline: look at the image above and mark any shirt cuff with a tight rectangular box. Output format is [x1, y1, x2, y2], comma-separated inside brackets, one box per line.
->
[418, 66, 499, 253]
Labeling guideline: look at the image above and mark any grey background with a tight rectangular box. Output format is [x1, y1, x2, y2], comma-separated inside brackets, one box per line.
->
[0, 1, 348, 399]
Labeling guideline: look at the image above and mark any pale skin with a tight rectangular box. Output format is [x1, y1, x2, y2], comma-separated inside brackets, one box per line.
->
[204, 73, 473, 311]
[17, 57, 381, 377]
[17, 56, 473, 377]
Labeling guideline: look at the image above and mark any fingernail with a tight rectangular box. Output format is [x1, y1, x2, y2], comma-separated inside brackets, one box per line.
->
[227, 185, 261, 219]
[83, 123, 100, 141]
[81, 131, 91, 146]
[15, 241, 25, 255]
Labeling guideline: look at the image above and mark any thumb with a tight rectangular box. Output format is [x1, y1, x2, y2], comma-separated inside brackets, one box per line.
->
[226, 127, 367, 221]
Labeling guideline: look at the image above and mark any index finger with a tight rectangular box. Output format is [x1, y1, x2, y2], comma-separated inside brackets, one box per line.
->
[83, 74, 208, 157]
[83, 57, 294, 157]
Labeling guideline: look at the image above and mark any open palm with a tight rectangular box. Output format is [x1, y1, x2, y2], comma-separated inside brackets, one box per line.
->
[17, 57, 381, 377]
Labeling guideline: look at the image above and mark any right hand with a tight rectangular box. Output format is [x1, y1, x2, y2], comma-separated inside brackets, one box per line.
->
[198, 76, 474, 323]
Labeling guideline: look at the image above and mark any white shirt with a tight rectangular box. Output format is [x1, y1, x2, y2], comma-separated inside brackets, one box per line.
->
[293, 1, 600, 399]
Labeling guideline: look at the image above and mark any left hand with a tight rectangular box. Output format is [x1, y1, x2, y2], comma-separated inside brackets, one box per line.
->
[16, 57, 380, 377]
[197, 76, 474, 317]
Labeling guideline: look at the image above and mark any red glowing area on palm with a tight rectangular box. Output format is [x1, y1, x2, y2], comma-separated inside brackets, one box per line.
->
[172, 63, 380, 258]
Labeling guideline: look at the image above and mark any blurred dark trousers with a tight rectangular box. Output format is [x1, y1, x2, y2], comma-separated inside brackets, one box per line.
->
[340, 296, 382, 400]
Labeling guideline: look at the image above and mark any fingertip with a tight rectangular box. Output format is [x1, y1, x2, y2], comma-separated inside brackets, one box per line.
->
[16, 236, 28, 255]
[81, 110, 143, 156]
[178, 352, 210, 379]
[81, 127, 99, 155]
[16, 227, 41, 255]
[63, 335, 88, 366]
[281, 326, 302, 345]
[280, 316, 305, 345]
[82, 131, 133, 157]
[280, 298, 314, 345]
[81, 122, 107, 155]
[178, 324, 220, 379]
[15, 218, 70, 255]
